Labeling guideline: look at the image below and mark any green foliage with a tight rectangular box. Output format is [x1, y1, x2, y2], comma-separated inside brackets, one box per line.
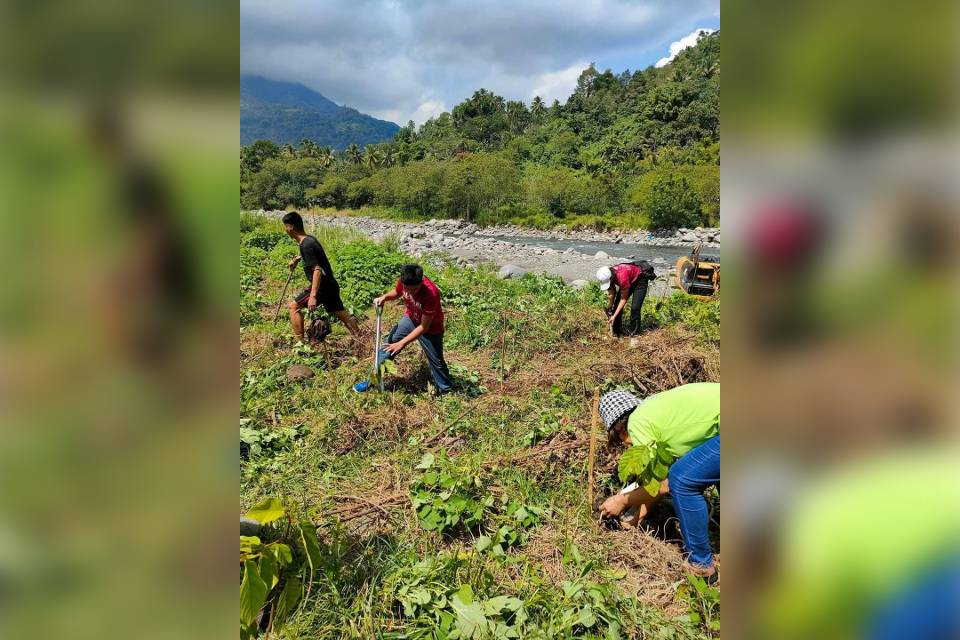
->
[644, 293, 720, 345]
[239, 499, 326, 639]
[618, 442, 674, 497]
[631, 172, 703, 229]
[678, 575, 721, 637]
[333, 240, 408, 313]
[241, 32, 720, 230]
[410, 453, 490, 535]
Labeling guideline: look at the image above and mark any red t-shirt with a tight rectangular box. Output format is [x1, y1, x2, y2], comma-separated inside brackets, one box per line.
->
[613, 263, 642, 290]
[395, 276, 445, 335]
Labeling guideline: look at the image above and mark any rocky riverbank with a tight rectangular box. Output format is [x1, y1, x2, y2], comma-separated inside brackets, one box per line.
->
[257, 211, 721, 296]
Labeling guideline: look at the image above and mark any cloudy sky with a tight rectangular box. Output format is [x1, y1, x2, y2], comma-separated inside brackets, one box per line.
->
[241, 0, 719, 126]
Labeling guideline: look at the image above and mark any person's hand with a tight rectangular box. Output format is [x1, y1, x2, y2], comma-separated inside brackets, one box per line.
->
[307, 296, 317, 312]
[607, 314, 617, 326]
[383, 340, 404, 355]
[599, 494, 628, 517]
[288, 256, 301, 272]
[374, 295, 385, 307]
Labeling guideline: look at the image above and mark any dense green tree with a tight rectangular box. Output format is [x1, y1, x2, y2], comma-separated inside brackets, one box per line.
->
[630, 172, 703, 229]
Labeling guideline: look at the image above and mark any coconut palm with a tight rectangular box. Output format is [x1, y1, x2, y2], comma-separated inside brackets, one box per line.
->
[280, 143, 296, 159]
[298, 138, 319, 158]
[346, 143, 362, 165]
[364, 145, 382, 169]
[318, 146, 334, 169]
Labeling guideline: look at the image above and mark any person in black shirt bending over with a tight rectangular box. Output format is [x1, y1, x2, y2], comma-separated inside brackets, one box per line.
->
[282, 211, 361, 343]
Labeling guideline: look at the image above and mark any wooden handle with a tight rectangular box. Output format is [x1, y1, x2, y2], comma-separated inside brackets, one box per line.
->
[588, 387, 600, 508]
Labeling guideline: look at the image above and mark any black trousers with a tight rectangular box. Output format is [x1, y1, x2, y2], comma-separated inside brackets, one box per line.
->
[609, 279, 648, 337]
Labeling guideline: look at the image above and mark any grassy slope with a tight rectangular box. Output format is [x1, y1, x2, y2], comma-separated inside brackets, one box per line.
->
[241, 214, 720, 638]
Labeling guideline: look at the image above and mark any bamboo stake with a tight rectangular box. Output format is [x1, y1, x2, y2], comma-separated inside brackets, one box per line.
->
[588, 386, 600, 508]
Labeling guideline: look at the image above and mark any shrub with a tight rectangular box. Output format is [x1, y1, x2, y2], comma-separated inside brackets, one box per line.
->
[243, 227, 286, 252]
[631, 172, 702, 229]
[333, 240, 408, 313]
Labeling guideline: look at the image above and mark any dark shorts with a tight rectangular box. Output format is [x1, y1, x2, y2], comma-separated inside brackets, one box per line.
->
[293, 284, 345, 314]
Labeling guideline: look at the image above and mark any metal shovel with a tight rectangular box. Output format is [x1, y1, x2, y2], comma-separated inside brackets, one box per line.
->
[373, 303, 385, 392]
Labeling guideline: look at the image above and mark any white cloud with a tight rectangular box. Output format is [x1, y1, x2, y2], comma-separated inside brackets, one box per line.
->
[242, 0, 720, 123]
[654, 28, 716, 68]
[528, 62, 588, 105]
[409, 100, 448, 126]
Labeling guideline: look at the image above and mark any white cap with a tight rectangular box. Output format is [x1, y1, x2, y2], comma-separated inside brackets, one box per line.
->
[596, 266, 612, 290]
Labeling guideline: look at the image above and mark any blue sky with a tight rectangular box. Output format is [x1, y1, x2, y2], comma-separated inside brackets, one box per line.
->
[241, 0, 720, 125]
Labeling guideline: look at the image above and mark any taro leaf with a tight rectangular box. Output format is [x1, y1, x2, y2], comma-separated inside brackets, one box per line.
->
[617, 446, 652, 483]
[416, 453, 435, 470]
[245, 497, 285, 524]
[240, 560, 269, 626]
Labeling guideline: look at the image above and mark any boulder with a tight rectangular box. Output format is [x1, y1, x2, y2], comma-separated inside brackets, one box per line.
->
[286, 364, 314, 382]
[681, 232, 698, 243]
[570, 279, 589, 290]
[498, 264, 527, 279]
[594, 250, 610, 260]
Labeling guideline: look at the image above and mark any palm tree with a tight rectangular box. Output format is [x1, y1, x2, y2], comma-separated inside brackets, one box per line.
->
[381, 147, 395, 167]
[364, 145, 382, 169]
[346, 143, 362, 165]
[530, 96, 546, 122]
[298, 138, 319, 158]
[280, 143, 296, 159]
[318, 146, 334, 169]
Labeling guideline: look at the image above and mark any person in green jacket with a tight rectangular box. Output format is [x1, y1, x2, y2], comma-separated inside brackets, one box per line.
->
[598, 382, 720, 577]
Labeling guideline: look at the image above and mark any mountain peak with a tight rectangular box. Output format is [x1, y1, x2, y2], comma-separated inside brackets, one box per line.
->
[240, 75, 399, 149]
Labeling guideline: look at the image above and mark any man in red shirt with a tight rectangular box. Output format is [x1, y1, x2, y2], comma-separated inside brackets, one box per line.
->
[353, 264, 452, 394]
[597, 261, 652, 336]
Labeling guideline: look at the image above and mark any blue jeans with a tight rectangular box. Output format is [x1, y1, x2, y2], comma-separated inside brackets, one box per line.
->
[376, 315, 452, 392]
[668, 435, 720, 568]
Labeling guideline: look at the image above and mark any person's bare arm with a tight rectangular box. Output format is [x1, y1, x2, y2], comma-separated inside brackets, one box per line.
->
[374, 289, 401, 306]
[609, 288, 629, 324]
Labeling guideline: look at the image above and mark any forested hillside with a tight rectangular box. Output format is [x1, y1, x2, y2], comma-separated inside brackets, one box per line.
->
[241, 75, 400, 148]
[241, 31, 719, 230]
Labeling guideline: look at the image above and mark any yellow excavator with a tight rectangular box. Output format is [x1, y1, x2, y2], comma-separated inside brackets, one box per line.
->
[675, 241, 719, 299]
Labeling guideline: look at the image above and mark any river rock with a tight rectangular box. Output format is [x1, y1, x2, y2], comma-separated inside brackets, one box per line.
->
[594, 250, 610, 260]
[681, 232, 698, 243]
[498, 264, 527, 279]
[286, 364, 314, 382]
[570, 279, 589, 290]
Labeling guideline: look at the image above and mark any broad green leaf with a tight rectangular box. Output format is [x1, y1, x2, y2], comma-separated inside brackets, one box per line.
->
[298, 522, 323, 569]
[618, 446, 652, 483]
[451, 587, 488, 639]
[485, 595, 524, 615]
[268, 542, 293, 566]
[416, 453, 435, 470]
[475, 535, 493, 552]
[245, 497, 285, 524]
[644, 478, 662, 498]
[259, 553, 279, 589]
[274, 575, 302, 621]
[240, 560, 269, 626]
[576, 605, 597, 628]
[240, 536, 261, 555]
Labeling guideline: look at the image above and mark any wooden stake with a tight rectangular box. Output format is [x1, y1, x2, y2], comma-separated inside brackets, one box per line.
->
[588, 386, 600, 508]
